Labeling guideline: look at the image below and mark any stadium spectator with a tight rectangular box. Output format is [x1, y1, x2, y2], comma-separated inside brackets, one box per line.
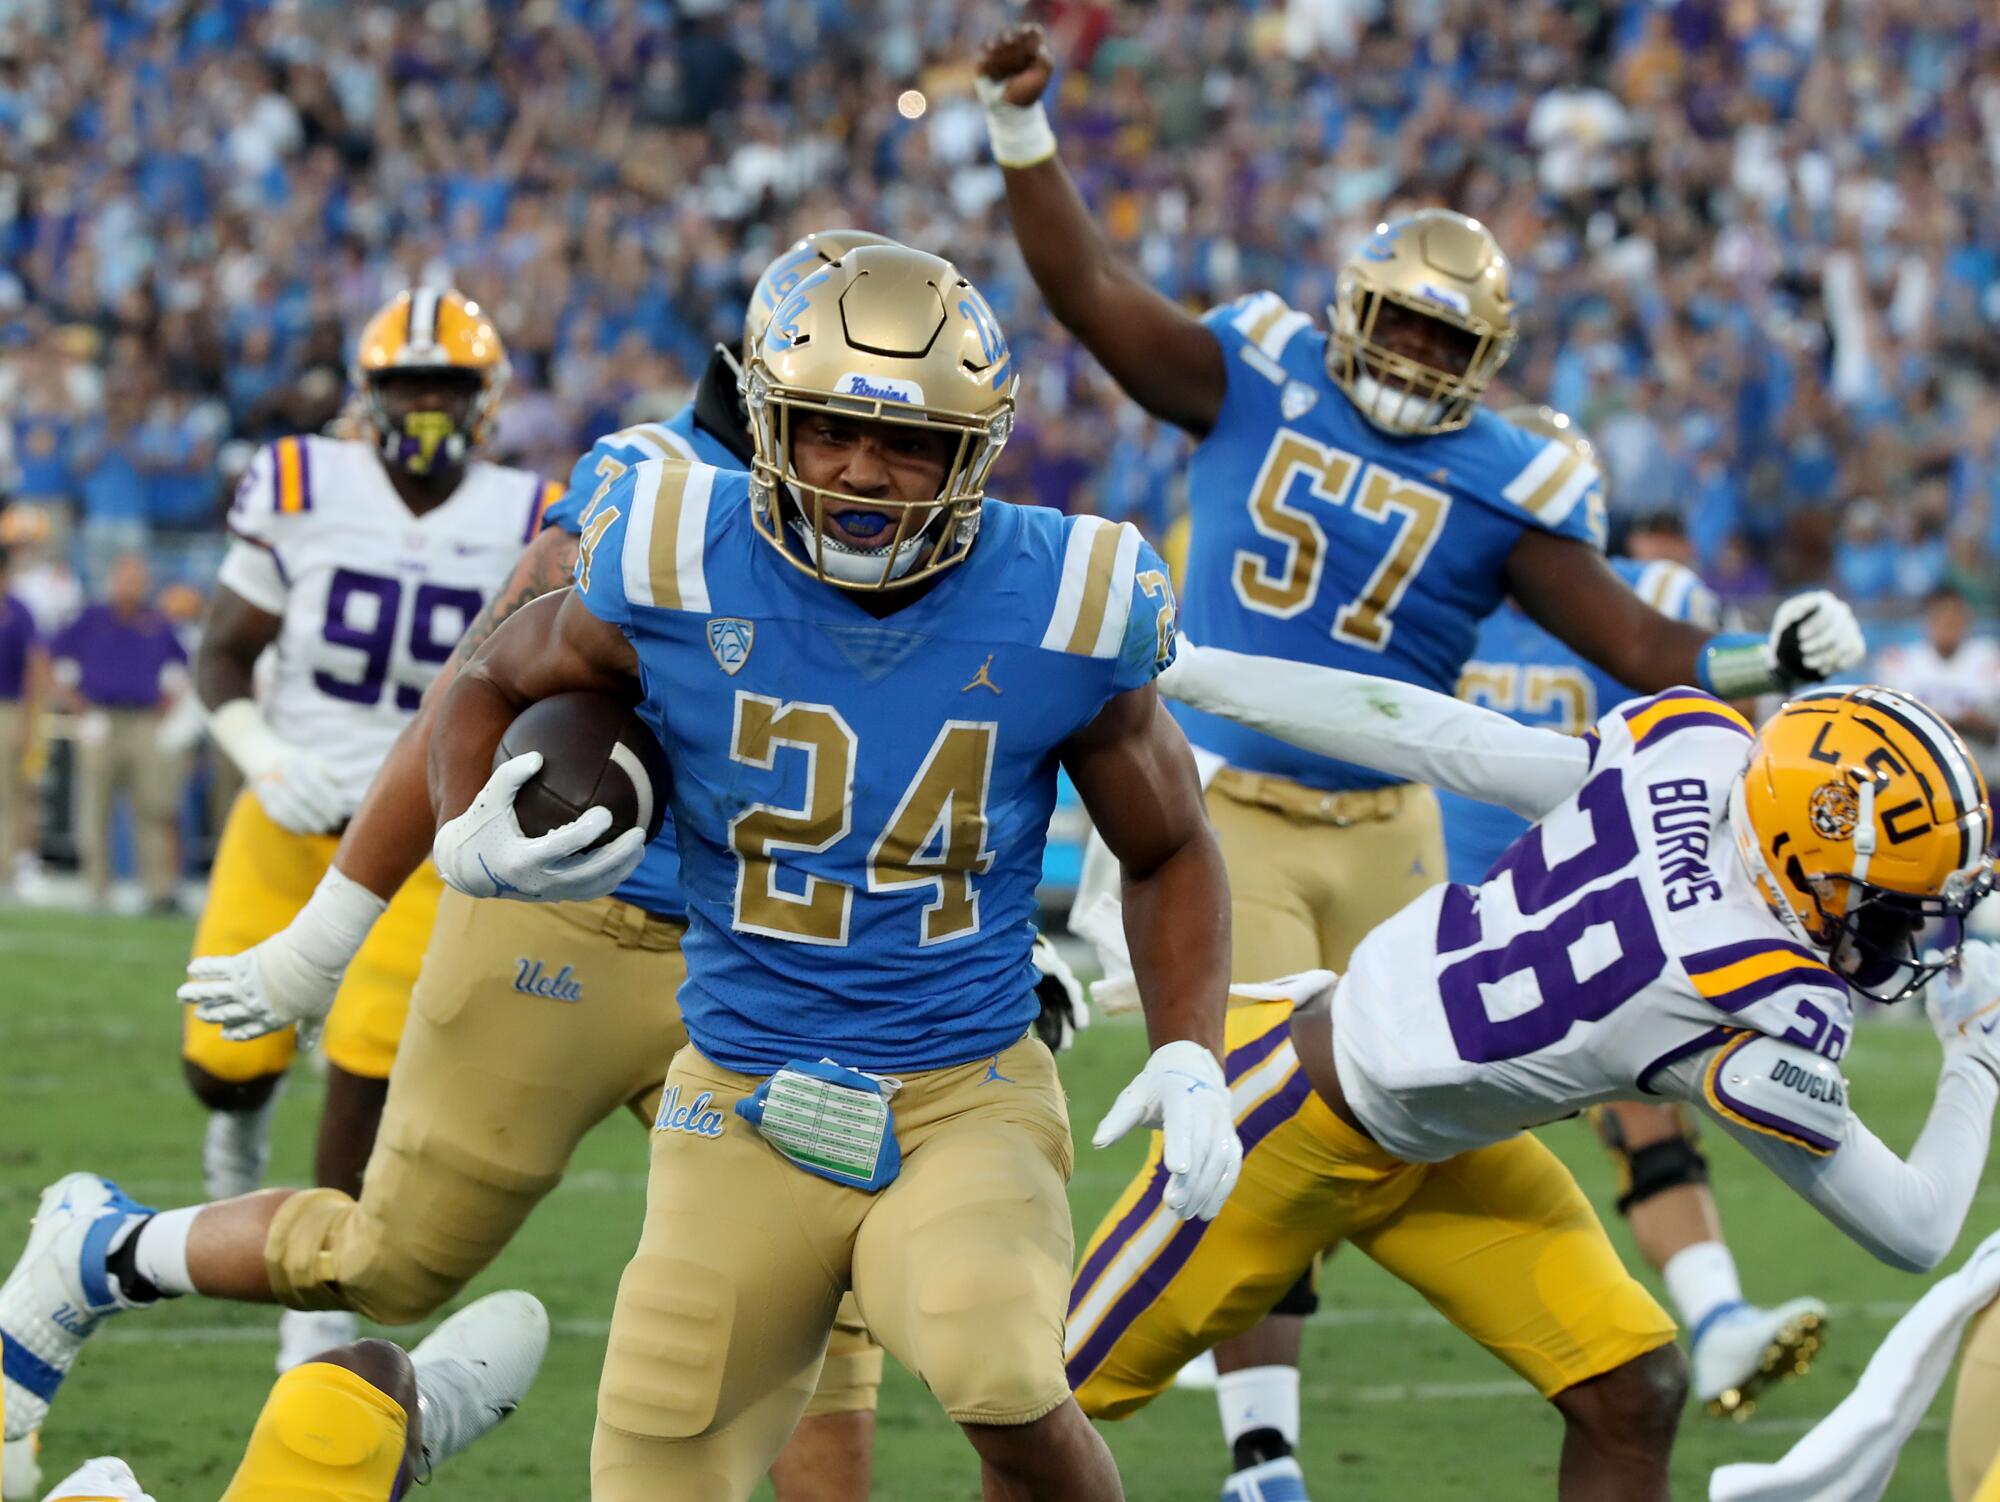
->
[47, 552, 189, 911]
[1876, 584, 2000, 776]
[0, 542, 43, 891]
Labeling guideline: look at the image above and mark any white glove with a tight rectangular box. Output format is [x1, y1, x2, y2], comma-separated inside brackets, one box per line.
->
[1926, 941, 2000, 1080]
[179, 867, 387, 1043]
[1030, 932, 1090, 1052]
[433, 752, 646, 903]
[1094, 1039, 1241, 1221]
[40, 1457, 157, 1502]
[208, 698, 348, 834]
[1769, 590, 1866, 684]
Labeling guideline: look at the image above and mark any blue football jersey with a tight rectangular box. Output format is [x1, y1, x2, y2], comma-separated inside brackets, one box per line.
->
[572, 459, 1177, 1074]
[1174, 292, 1604, 791]
[540, 409, 737, 920]
[1439, 557, 1723, 883]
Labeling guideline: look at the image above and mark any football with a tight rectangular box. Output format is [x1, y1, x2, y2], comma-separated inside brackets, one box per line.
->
[494, 691, 670, 848]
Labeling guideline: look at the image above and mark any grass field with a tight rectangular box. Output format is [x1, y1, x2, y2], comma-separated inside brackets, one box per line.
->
[2, 906, 1993, 1500]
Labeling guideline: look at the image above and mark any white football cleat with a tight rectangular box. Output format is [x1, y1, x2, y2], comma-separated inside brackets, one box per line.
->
[1173, 1349, 1220, 1391]
[201, 1097, 278, 1202]
[1221, 1455, 1311, 1502]
[0, 1433, 43, 1500]
[276, 1308, 361, 1375]
[1694, 1297, 1828, 1419]
[410, 1291, 549, 1474]
[0, 1174, 154, 1441]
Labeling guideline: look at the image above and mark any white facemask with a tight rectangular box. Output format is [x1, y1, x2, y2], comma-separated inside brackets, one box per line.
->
[1348, 373, 1446, 434]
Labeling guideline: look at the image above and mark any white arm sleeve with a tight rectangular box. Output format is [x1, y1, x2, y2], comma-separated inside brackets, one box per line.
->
[1158, 643, 1592, 820]
[1666, 1048, 1998, 1274]
[216, 540, 288, 616]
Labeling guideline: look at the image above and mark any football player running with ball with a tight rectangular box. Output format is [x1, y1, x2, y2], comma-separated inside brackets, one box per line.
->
[179, 290, 558, 1368]
[978, 24, 1867, 1499]
[1070, 644, 1998, 1502]
[0, 237, 902, 1501]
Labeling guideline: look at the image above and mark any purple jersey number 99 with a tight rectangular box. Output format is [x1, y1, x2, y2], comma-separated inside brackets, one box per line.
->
[316, 567, 484, 711]
[1438, 770, 1668, 1064]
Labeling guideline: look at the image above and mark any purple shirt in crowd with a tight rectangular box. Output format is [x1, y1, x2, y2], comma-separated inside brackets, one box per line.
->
[0, 593, 35, 702]
[50, 603, 186, 709]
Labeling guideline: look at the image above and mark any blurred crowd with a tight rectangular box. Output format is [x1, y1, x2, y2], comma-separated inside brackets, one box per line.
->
[1, 0, 1997, 894]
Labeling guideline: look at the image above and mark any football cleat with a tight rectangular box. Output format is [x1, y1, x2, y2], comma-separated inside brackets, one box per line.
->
[276, 1308, 361, 1376]
[1694, 1297, 1828, 1419]
[410, 1291, 549, 1475]
[1221, 1455, 1311, 1502]
[0, 1174, 155, 1440]
[202, 1098, 278, 1202]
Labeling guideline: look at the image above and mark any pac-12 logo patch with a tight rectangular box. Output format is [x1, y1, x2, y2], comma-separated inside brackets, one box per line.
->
[1809, 780, 1860, 841]
[1281, 381, 1318, 420]
[707, 618, 754, 675]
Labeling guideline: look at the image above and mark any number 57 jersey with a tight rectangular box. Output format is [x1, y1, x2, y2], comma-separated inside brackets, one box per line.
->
[1334, 691, 1856, 1163]
[225, 434, 556, 810]
[572, 459, 1175, 1076]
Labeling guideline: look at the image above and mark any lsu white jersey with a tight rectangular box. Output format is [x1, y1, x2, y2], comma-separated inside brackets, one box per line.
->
[226, 434, 557, 809]
[1335, 689, 1854, 1163]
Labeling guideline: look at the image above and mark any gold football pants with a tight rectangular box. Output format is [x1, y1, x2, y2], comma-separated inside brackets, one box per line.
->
[1952, 1299, 2000, 1501]
[592, 1031, 1075, 1502]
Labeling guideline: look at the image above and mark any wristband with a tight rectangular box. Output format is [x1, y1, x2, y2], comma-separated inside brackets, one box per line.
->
[292, 867, 390, 975]
[206, 698, 286, 779]
[975, 75, 1058, 168]
[1695, 632, 1781, 699]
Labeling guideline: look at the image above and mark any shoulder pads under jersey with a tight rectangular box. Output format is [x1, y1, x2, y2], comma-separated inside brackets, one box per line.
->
[1702, 1032, 1848, 1157]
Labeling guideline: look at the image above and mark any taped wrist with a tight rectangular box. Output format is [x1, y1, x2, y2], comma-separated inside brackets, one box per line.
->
[975, 75, 1058, 168]
[1695, 631, 1783, 698]
[292, 868, 389, 975]
[207, 698, 287, 779]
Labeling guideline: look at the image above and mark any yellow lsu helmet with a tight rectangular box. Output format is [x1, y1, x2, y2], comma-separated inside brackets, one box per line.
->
[1330, 209, 1516, 437]
[1501, 403, 1609, 551]
[743, 230, 900, 367]
[1733, 687, 1994, 1001]
[743, 243, 1017, 591]
[353, 289, 509, 476]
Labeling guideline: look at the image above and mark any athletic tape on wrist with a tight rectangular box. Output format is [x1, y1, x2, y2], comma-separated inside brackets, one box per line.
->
[975, 76, 1058, 168]
[1696, 631, 1781, 698]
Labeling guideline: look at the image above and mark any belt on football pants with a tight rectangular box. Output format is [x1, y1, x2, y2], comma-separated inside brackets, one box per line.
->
[1209, 766, 1412, 828]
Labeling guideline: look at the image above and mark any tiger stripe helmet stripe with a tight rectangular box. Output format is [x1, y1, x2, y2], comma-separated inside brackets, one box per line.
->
[1849, 686, 1989, 866]
[408, 287, 441, 349]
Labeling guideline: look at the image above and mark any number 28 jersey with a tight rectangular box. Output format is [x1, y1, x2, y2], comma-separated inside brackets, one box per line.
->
[1176, 293, 1604, 791]
[1334, 690, 1855, 1163]
[574, 459, 1175, 1075]
[226, 434, 555, 809]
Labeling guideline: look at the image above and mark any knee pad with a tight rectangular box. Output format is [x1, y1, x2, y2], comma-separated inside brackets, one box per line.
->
[1591, 1109, 1708, 1216]
[265, 1188, 461, 1327]
[598, 1254, 741, 1441]
[900, 1260, 1068, 1425]
[221, 1361, 410, 1502]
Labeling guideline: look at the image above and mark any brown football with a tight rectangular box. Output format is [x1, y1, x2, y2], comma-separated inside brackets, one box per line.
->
[494, 691, 670, 849]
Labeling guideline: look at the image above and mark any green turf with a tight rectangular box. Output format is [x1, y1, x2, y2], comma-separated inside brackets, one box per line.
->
[1, 907, 1992, 1499]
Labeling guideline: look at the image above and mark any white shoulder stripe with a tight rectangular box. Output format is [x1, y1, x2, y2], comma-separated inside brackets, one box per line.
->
[620, 463, 661, 609]
[610, 423, 682, 462]
[1230, 292, 1283, 337]
[652, 424, 699, 460]
[1090, 522, 1144, 660]
[1501, 440, 1569, 506]
[675, 463, 714, 614]
[1258, 309, 1314, 362]
[1041, 516, 1109, 652]
[1500, 436, 1600, 528]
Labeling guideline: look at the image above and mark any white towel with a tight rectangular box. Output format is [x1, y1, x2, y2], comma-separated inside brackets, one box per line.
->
[1710, 1228, 2000, 1501]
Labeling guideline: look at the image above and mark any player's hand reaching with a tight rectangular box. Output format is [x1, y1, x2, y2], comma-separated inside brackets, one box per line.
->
[1094, 1040, 1241, 1220]
[179, 867, 387, 1044]
[432, 751, 646, 903]
[1767, 590, 1866, 686]
[1927, 940, 2000, 1082]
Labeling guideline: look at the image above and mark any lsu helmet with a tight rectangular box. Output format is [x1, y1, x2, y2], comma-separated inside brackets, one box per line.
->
[744, 230, 900, 367]
[1733, 687, 1994, 1001]
[1330, 209, 1516, 437]
[1501, 403, 1608, 551]
[743, 244, 1017, 591]
[353, 289, 509, 477]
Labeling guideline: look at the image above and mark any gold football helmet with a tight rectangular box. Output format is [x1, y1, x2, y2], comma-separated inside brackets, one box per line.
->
[743, 244, 1017, 591]
[353, 289, 509, 476]
[743, 230, 900, 365]
[1501, 403, 1608, 551]
[1734, 687, 1993, 1001]
[1329, 210, 1516, 437]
